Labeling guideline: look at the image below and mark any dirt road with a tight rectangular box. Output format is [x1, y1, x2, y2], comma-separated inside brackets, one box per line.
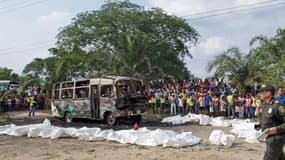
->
[0, 111, 265, 160]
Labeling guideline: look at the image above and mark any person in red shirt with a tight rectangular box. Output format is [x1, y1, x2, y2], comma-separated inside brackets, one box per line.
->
[212, 94, 220, 117]
[245, 94, 252, 118]
[194, 91, 200, 114]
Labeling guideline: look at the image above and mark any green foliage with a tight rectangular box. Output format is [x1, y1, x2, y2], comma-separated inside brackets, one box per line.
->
[0, 67, 20, 81]
[22, 1, 199, 93]
[207, 28, 285, 91]
[55, 1, 199, 80]
[248, 28, 285, 86]
[207, 47, 248, 91]
[4, 89, 18, 95]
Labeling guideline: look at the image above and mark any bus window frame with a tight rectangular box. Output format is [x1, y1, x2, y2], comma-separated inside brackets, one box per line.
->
[116, 79, 140, 98]
[61, 88, 74, 99]
[100, 85, 113, 98]
[62, 82, 74, 88]
[60, 81, 74, 99]
[75, 86, 90, 99]
[75, 80, 90, 99]
[52, 83, 61, 100]
[53, 89, 60, 99]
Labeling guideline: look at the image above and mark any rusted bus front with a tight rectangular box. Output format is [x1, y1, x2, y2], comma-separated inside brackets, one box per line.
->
[92, 76, 146, 119]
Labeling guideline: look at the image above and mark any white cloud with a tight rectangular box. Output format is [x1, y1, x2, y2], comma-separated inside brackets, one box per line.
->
[185, 36, 233, 78]
[147, 0, 210, 16]
[146, 0, 279, 19]
[192, 36, 232, 56]
[147, 0, 234, 17]
[37, 11, 73, 25]
[146, 0, 285, 78]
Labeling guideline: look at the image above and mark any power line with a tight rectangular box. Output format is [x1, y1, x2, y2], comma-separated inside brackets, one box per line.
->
[0, 1, 283, 56]
[0, 43, 54, 55]
[0, 0, 32, 10]
[184, 0, 285, 20]
[0, 0, 49, 14]
[182, 0, 280, 18]
[186, 1, 285, 20]
[0, 43, 54, 56]
[0, 0, 54, 55]
[0, 40, 54, 52]
[190, 2, 285, 20]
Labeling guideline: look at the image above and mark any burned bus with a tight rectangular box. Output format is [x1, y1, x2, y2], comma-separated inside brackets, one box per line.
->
[51, 76, 146, 125]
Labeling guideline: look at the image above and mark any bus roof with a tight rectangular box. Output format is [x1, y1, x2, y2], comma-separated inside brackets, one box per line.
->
[54, 76, 141, 86]
[90, 76, 140, 85]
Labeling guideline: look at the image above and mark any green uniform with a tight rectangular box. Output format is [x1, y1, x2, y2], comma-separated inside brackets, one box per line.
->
[149, 97, 157, 114]
[159, 97, 166, 114]
[260, 99, 285, 160]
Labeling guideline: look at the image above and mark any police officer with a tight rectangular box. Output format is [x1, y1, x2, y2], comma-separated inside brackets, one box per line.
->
[259, 84, 285, 160]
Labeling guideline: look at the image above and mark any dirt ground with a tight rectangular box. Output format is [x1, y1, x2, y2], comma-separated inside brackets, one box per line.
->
[0, 111, 266, 160]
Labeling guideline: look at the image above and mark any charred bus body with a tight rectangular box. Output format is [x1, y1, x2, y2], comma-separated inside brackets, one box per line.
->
[51, 76, 146, 125]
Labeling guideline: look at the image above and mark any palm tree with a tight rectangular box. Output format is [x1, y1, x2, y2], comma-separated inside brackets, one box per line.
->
[112, 32, 152, 78]
[112, 32, 190, 81]
[249, 28, 285, 85]
[207, 47, 248, 91]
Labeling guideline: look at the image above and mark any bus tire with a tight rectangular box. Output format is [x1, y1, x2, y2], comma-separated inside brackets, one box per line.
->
[64, 112, 72, 123]
[104, 112, 116, 126]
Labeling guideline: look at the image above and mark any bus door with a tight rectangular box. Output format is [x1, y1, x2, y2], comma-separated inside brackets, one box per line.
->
[91, 85, 99, 118]
[99, 85, 114, 112]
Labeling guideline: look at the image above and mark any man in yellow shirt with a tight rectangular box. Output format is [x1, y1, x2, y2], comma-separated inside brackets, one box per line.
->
[187, 95, 194, 113]
[159, 96, 166, 114]
[227, 93, 235, 119]
[251, 94, 257, 120]
[181, 90, 187, 114]
[149, 95, 157, 114]
[28, 96, 37, 117]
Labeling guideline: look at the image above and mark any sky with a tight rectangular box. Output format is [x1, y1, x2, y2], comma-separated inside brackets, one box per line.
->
[0, 0, 284, 79]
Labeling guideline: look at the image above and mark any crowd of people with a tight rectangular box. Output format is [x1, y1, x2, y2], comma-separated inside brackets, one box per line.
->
[145, 78, 285, 120]
[0, 94, 47, 116]
[145, 78, 285, 160]
[0, 78, 284, 159]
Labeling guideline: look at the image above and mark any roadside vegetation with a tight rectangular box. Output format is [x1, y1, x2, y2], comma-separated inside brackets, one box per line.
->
[0, 1, 284, 94]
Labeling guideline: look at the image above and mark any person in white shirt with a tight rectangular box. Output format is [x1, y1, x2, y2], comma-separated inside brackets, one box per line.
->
[177, 96, 184, 114]
[168, 93, 176, 115]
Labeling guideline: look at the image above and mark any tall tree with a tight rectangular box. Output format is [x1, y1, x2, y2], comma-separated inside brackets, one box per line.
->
[207, 28, 285, 91]
[249, 28, 285, 85]
[0, 67, 20, 81]
[207, 47, 248, 91]
[23, 1, 199, 94]
[55, 1, 199, 80]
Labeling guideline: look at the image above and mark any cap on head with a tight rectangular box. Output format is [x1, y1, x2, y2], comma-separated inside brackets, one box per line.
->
[260, 84, 275, 94]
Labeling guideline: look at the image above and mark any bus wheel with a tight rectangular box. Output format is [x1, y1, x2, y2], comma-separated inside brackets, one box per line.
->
[64, 112, 72, 123]
[105, 113, 116, 126]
